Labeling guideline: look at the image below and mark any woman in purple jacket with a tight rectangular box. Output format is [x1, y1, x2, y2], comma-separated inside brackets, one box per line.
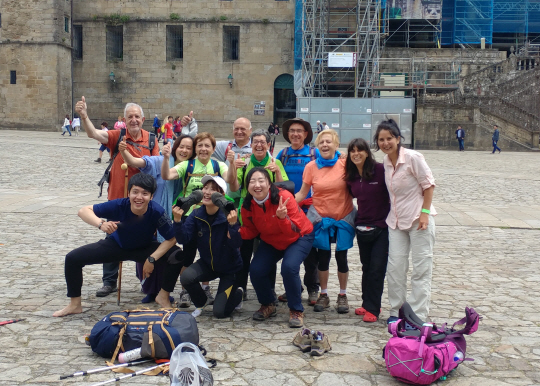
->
[345, 138, 390, 322]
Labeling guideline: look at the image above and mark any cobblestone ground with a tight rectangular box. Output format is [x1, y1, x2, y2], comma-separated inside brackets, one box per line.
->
[0, 130, 539, 386]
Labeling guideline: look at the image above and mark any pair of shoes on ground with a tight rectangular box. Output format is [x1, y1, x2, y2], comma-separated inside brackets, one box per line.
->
[179, 286, 215, 308]
[278, 290, 319, 306]
[314, 293, 349, 313]
[355, 307, 379, 323]
[292, 328, 332, 356]
[96, 285, 117, 297]
[252, 304, 305, 328]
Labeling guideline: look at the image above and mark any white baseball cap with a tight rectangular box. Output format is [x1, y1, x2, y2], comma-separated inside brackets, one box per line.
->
[201, 175, 227, 194]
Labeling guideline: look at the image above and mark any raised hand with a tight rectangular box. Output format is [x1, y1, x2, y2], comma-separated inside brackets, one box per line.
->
[162, 142, 172, 157]
[180, 111, 193, 127]
[118, 135, 128, 152]
[172, 206, 184, 222]
[227, 209, 238, 225]
[75, 96, 88, 119]
[265, 157, 278, 173]
[275, 196, 289, 219]
[227, 149, 236, 164]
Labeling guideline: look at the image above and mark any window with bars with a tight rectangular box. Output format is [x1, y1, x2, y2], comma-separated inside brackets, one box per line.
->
[166, 25, 183, 61]
[106, 26, 123, 61]
[73, 25, 83, 60]
[223, 26, 240, 62]
[64, 17, 69, 33]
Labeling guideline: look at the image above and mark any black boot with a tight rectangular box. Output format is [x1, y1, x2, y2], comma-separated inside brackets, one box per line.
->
[94, 158, 101, 163]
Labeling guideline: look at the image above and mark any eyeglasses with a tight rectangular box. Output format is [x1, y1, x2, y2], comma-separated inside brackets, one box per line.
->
[252, 140, 267, 146]
[289, 129, 305, 134]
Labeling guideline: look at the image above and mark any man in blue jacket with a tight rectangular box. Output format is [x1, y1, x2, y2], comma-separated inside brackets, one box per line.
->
[492, 125, 501, 153]
[455, 125, 465, 151]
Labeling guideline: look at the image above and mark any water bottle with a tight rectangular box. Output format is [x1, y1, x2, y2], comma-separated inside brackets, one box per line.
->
[118, 348, 142, 363]
[453, 351, 464, 362]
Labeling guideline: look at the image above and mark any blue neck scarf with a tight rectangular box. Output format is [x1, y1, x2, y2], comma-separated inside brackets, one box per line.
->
[315, 150, 340, 169]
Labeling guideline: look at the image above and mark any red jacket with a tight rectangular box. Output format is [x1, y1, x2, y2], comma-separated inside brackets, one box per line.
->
[239, 189, 313, 250]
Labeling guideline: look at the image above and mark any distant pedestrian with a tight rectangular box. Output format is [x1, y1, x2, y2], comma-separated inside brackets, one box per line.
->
[153, 114, 161, 137]
[323, 122, 330, 131]
[274, 123, 280, 136]
[455, 125, 465, 151]
[316, 120, 323, 133]
[492, 125, 501, 154]
[114, 116, 126, 131]
[61, 115, 72, 136]
[268, 122, 275, 136]
[163, 115, 175, 146]
[94, 122, 110, 163]
[173, 116, 182, 138]
[72, 115, 81, 137]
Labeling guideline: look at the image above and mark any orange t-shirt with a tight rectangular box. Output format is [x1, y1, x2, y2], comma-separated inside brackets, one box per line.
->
[106, 129, 160, 200]
[302, 158, 353, 220]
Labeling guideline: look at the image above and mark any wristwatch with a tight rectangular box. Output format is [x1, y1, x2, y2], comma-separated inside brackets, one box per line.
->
[98, 220, 105, 230]
[147, 256, 156, 264]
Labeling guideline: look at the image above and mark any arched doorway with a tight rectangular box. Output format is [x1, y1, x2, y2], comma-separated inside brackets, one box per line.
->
[274, 74, 296, 127]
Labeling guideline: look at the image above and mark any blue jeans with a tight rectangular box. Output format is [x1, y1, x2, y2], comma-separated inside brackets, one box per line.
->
[458, 138, 464, 151]
[492, 140, 501, 153]
[250, 231, 314, 312]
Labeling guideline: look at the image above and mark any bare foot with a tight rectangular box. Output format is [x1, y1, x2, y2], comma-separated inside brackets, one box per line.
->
[53, 303, 83, 317]
[155, 291, 173, 309]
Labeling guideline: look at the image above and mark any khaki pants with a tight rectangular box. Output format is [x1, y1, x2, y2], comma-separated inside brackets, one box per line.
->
[387, 216, 435, 321]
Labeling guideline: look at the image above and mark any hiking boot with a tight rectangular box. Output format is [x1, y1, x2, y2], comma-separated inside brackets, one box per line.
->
[289, 310, 304, 328]
[278, 292, 287, 302]
[235, 288, 244, 310]
[292, 328, 312, 352]
[313, 293, 330, 312]
[94, 158, 101, 163]
[252, 304, 277, 321]
[203, 286, 215, 305]
[310, 331, 332, 356]
[336, 294, 349, 314]
[96, 285, 117, 297]
[308, 291, 319, 306]
[179, 289, 191, 308]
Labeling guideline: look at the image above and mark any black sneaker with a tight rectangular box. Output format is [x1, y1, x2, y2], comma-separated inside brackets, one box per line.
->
[96, 285, 117, 297]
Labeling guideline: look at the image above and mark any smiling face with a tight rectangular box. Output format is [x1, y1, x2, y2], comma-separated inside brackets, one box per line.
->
[251, 135, 270, 161]
[125, 106, 145, 133]
[195, 138, 215, 163]
[349, 147, 369, 168]
[247, 171, 271, 201]
[128, 185, 153, 214]
[233, 118, 252, 146]
[175, 137, 194, 162]
[377, 129, 400, 156]
[317, 133, 338, 160]
[201, 181, 222, 207]
[288, 123, 308, 149]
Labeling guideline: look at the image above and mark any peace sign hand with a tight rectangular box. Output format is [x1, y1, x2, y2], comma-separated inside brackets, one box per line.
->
[276, 196, 289, 219]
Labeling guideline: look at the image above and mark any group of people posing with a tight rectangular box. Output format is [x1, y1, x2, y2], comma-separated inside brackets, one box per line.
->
[54, 97, 436, 330]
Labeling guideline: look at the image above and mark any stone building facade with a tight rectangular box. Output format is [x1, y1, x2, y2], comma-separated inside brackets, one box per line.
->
[0, 0, 73, 130]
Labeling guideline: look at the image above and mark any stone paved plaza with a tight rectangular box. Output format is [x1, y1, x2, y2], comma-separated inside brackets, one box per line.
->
[1, 130, 540, 386]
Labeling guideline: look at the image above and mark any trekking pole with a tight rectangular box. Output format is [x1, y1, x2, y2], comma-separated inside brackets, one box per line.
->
[117, 162, 129, 306]
[88, 362, 169, 386]
[59, 359, 152, 379]
[0, 318, 24, 326]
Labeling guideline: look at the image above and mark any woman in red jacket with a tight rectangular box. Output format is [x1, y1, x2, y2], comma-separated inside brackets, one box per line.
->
[240, 167, 314, 328]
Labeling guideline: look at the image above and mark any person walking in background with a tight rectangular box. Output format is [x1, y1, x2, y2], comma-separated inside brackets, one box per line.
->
[375, 119, 436, 324]
[323, 122, 330, 131]
[163, 115, 176, 146]
[268, 122, 275, 136]
[492, 125, 501, 154]
[72, 115, 81, 137]
[344, 138, 390, 323]
[455, 125, 465, 151]
[153, 114, 161, 138]
[274, 123, 280, 136]
[94, 122, 111, 163]
[173, 116, 182, 138]
[61, 115, 72, 136]
[114, 115, 126, 131]
[315, 121, 323, 134]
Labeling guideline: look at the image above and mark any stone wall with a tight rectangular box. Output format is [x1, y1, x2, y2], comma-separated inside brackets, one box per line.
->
[0, 0, 72, 129]
[415, 105, 536, 151]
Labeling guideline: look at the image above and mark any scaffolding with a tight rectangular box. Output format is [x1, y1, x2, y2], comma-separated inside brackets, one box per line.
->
[301, 0, 383, 98]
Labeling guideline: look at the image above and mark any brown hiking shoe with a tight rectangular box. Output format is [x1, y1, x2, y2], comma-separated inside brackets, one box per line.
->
[313, 293, 330, 312]
[252, 304, 277, 321]
[308, 291, 319, 306]
[336, 294, 349, 314]
[310, 331, 332, 356]
[292, 328, 312, 352]
[289, 310, 304, 328]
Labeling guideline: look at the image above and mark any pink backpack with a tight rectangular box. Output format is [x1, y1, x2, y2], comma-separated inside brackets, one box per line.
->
[384, 303, 480, 385]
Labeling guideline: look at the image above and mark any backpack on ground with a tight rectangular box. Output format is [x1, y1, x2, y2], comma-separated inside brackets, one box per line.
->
[383, 302, 480, 385]
[169, 342, 215, 386]
[97, 129, 156, 197]
[89, 309, 199, 363]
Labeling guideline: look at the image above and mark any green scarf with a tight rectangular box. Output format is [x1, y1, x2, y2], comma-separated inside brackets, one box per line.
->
[250, 153, 269, 168]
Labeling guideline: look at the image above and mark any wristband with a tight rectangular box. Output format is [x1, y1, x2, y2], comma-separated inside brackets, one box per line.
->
[98, 220, 105, 229]
[421, 208, 430, 214]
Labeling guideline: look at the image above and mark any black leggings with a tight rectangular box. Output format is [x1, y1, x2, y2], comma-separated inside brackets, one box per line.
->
[180, 260, 242, 318]
[316, 248, 349, 273]
[64, 238, 178, 298]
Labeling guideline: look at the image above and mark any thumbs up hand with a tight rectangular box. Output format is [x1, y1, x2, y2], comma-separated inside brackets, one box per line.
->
[75, 96, 88, 119]
[118, 135, 128, 152]
[181, 111, 194, 127]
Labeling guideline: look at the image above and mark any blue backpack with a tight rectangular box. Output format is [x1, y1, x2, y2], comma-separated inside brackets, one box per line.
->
[89, 309, 199, 362]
